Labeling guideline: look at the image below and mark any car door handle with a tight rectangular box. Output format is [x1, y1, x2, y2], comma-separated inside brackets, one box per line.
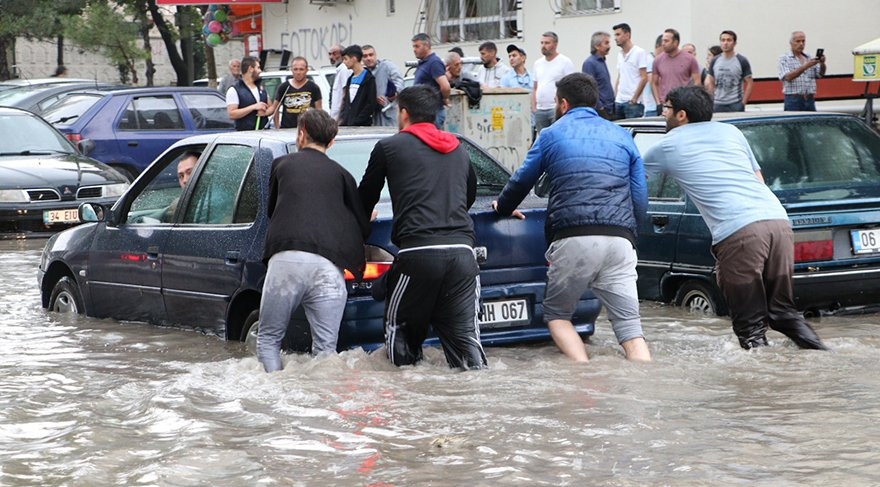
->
[127, 141, 139, 147]
[146, 245, 160, 259]
[651, 215, 669, 226]
[225, 251, 240, 264]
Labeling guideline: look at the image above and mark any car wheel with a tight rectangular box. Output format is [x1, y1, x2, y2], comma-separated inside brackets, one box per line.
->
[241, 309, 259, 355]
[49, 276, 84, 314]
[674, 280, 723, 315]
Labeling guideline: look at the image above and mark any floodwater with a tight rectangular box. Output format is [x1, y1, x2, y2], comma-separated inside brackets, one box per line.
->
[2, 239, 879, 486]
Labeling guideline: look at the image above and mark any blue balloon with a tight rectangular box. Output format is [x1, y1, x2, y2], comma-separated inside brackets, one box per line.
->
[203, 11, 213, 22]
[202, 24, 211, 36]
[209, 4, 219, 11]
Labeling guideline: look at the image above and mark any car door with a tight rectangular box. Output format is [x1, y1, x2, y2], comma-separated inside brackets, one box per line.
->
[630, 129, 686, 300]
[161, 142, 265, 335]
[179, 92, 236, 131]
[114, 94, 187, 174]
[85, 147, 196, 323]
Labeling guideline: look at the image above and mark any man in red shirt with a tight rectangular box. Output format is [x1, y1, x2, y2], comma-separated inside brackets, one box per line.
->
[651, 28, 700, 105]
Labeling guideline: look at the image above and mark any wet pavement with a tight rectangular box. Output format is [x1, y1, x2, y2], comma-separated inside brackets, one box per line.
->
[2, 239, 880, 485]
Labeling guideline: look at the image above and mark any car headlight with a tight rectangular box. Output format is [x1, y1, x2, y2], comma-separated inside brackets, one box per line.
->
[101, 183, 129, 197]
[0, 189, 29, 203]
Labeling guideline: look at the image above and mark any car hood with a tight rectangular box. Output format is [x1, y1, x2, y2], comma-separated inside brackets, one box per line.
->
[0, 153, 125, 190]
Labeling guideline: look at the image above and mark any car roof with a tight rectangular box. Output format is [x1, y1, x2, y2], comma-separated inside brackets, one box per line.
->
[616, 111, 859, 129]
[0, 78, 96, 86]
[171, 127, 399, 148]
[0, 106, 39, 116]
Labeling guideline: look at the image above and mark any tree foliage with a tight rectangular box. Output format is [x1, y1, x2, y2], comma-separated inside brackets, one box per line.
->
[0, 0, 86, 79]
[63, 1, 148, 84]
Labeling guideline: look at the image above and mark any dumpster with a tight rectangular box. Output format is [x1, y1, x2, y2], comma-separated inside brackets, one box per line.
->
[445, 87, 532, 172]
[852, 37, 880, 126]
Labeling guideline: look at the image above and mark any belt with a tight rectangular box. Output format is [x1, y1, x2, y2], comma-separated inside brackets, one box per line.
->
[785, 93, 815, 98]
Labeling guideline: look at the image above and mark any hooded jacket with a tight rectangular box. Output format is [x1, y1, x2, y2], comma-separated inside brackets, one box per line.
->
[358, 122, 476, 249]
[341, 68, 378, 126]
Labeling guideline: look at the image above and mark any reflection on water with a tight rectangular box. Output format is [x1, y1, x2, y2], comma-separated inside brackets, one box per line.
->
[2, 240, 880, 485]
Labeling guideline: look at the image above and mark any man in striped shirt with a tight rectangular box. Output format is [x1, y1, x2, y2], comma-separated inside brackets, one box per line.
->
[778, 31, 826, 111]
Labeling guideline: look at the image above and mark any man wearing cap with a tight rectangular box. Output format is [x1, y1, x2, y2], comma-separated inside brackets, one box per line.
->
[500, 44, 532, 90]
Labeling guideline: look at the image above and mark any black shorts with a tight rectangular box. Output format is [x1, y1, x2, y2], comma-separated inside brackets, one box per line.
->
[383, 247, 487, 369]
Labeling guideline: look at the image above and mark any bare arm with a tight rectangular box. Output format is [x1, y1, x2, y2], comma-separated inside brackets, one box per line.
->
[742, 76, 753, 105]
[651, 73, 661, 105]
[227, 102, 266, 120]
[531, 80, 537, 112]
[782, 58, 819, 81]
[632, 67, 648, 103]
[705, 75, 715, 96]
[755, 170, 765, 184]
[691, 70, 701, 87]
[435, 74, 451, 105]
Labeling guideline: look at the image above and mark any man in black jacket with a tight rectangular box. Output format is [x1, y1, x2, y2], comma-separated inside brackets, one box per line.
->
[358, 85, 487, 370]
[340, 45, 378, 126]
[258, 109, 371, 372]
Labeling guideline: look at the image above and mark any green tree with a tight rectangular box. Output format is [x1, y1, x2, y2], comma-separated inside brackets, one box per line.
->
[0, 0, 85, 80]
[64, 1, 148, 84]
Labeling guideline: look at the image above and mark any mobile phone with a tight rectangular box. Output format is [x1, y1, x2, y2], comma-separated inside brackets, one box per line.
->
[815, 48, 824, 59]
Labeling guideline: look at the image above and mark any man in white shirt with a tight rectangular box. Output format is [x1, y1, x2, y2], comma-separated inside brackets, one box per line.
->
[473, 41, 511, 89]
[612, 23, 649, 119]
[532, 31, 576, 136]
[225, 56, 270, 131]
[328, 43, 352, 121]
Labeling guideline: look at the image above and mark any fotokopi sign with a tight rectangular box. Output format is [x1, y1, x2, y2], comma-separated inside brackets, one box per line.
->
[853, 37, 880, 81]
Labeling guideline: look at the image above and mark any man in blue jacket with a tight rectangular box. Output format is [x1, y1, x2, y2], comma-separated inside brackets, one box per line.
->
[492, 72, 651, 362]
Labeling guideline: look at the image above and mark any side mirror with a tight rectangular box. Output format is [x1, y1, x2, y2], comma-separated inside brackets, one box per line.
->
[78, 202, 106, 223]
[78, 139, 96, 156]
[534, 173, 550, 198]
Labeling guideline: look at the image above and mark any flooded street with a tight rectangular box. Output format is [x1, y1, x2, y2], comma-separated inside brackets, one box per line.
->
[2, 239, 880, 486]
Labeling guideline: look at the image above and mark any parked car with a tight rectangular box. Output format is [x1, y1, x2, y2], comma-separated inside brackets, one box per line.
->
[0, 82, 123, 115]
[0, 77, 97, 93]
[38, 128, 599, 351]
[44, 87, 235, 181]
[0, 107, 128, 236]
[620, 112, 880, 316]
[194, 68, 334, 115]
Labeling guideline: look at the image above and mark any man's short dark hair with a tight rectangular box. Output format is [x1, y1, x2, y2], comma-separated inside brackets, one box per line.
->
[290, 56, 308, 68]
[181, 150, 201, 162]
[666, 86, 713, 123]
[298, 108, 338, 147]
[362, 44, 375, 51]
[655, 34, 663, 48]
[555, 72, 598, 109]
[241, 56, 259, 74]
[448, 46, 464, 57]
[709, 45, 722, 57]
[341, 44, 363, 61]
[398, 85, 439, 124]
[664, 28, 680, 43]
[478, 41, 497, 53]
[612, 23, 631, 34]
[720, 30, 737, 42]
[412, 33, 431, 45]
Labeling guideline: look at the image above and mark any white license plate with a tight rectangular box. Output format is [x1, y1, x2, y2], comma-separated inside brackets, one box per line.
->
[43, 209, 79, 225]
[851, 229, 880, 254]
[479, 299, 529, 326]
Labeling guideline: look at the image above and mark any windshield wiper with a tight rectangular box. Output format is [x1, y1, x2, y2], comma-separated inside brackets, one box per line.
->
[50, 115, 79, 124]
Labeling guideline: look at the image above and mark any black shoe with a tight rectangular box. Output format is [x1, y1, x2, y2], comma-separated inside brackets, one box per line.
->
[740, 335, 769, 350]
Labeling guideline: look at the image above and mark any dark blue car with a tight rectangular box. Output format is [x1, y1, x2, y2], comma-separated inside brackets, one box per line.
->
[37, 128, 599, 351]
[44, 87, 234, 181]
[621, 112, 880, 316]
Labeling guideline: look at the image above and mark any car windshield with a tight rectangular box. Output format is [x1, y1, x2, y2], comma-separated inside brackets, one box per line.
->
[0, 85, 50, 105]
[42, 93, 104, 125]
[0, 113, 74, 154]
[737, 117, 880, 203]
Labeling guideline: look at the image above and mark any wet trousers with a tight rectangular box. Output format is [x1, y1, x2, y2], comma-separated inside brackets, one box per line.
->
[383, 246, 487, 370]
[712, 220, 827, 350]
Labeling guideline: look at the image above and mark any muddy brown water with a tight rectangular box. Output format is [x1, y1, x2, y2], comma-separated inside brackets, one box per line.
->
[2, 240, 879, 485]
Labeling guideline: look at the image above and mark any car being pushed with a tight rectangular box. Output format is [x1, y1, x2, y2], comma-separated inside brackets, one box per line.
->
[621, 112, 880, 316]
[0, 107, 128, 237]
[38, 128, 599, 351]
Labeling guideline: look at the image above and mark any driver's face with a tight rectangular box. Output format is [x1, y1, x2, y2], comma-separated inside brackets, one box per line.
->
[177, 156, 197, 188]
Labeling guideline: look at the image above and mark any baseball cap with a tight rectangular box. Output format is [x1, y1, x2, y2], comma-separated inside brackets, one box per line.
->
[506, 44, 526, 56]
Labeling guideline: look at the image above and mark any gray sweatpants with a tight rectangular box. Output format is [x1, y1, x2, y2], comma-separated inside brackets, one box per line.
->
[543, 235, 644, 344]
[257, 250, 347, 372]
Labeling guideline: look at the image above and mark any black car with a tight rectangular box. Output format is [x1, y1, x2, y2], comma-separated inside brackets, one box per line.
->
[37, 128, 600, 350]
[0, 82, 122, 115]
[620, 112, 880, 315]
[0, 107, 129, 236]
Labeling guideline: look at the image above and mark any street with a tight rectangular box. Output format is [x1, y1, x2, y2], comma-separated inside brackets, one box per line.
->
[2, 238, 879, 484]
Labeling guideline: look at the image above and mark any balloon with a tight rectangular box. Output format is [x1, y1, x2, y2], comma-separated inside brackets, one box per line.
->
[213, 10, 227, 22]
[207, 33, 221, 45]
[202, 24, 212, 36]
[208, 20, 222, 33]
[209, 4, 218, 11]
[222, 23, 232, 34]
[203, 11, 213, 22]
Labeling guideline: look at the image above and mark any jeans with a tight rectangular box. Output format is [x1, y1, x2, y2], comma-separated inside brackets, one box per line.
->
[714, 101, 745, 112]
[434, 106, 446, 129]
[643, 107, 659, 117]
[533, 109, 555, 139]
[257, 250, 347, 372]
[783, 94, 816, 111]
[614, 102, 645, 119]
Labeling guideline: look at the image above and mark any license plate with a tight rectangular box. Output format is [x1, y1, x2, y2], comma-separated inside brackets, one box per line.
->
[851, 229, 880, 254]
[43, 209, 79, 225]
[479, 299, 529, 327]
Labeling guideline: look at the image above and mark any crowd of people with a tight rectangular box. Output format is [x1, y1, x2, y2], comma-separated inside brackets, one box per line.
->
[209, 29, 832, 372]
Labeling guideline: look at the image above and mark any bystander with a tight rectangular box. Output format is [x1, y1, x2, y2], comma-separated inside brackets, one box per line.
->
[778, 31, 826, 111]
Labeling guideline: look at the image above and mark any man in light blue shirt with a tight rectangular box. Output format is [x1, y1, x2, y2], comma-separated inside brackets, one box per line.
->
[500, 44, 534, 131]
[643, 86, 826, 351]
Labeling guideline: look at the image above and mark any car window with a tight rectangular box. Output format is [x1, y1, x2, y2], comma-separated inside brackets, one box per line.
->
[459, 138, 511, 195]
[260, 76, 287, 101]
[118, 96, 185, 131]
[182, 144, 255, 225]
[325, 138, 391, 201]
[631, 131, 665, 160]
[181, 93, 235, 130]
[42, 93, 103, 125]
[0, 113, 75, 154]
[36, 95, 61, 113]
[738, 118, 880, 202]
[126, 148, 206, 225]
[233, 164, 259, 223]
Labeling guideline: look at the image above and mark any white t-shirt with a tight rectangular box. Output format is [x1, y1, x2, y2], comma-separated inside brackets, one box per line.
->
[642, 54, 657, 112]
[331, 64, 352, 119]
[474, 61, 512, 88]
[533, 54, 575, 110]
[615, 45, 649, 103]
[225, 85, 260, 106]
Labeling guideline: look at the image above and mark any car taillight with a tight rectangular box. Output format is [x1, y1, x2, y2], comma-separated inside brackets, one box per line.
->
[794, 240, 833, 262]
[66, 133, 81, 143]
[343, 245, 394, 281]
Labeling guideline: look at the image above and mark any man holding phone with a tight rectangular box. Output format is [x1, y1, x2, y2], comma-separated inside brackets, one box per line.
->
[777, 31, 826, 111]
